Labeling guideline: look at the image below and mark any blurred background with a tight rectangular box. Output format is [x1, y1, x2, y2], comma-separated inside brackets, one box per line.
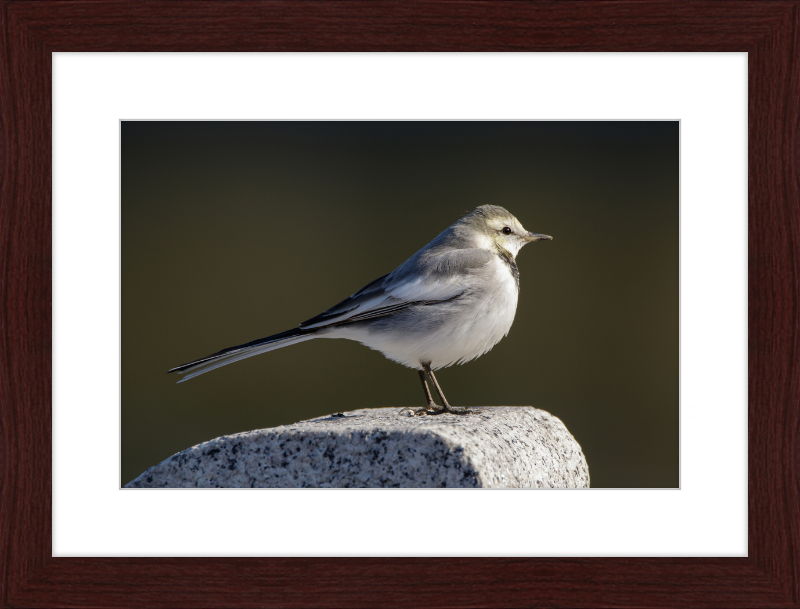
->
[122, 121, 678, 488]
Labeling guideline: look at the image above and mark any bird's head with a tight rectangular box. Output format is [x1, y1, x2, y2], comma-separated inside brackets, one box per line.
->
[463, 205, 552, 258]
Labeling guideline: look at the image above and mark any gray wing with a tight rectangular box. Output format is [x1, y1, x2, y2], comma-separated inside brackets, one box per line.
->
[299, 248, 493, 329]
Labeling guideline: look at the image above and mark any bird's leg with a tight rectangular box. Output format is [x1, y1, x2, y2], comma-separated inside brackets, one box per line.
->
[419, 370, 437, 408]
[406, 369, 441, 416]
[423, 365, 474, 415]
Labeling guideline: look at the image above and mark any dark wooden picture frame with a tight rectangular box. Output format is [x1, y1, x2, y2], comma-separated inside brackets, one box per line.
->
[1, 2, 798, 607]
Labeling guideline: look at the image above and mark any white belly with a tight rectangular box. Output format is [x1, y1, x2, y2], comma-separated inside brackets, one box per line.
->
[327, 257, 520, 370]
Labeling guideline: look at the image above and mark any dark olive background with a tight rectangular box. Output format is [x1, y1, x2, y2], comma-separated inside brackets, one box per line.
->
[122, 121, 678, 488]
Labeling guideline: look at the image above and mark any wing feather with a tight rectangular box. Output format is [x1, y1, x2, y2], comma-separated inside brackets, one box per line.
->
[299, 248, 492, 330]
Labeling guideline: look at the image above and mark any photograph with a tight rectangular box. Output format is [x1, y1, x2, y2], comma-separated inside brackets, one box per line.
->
[122, 120, 679, 489]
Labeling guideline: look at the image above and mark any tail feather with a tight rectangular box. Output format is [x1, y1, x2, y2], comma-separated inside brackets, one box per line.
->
[168, 328, 314, 382]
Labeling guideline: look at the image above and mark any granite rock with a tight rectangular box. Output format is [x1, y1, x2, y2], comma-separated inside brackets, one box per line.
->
[125, 406, 589, 488]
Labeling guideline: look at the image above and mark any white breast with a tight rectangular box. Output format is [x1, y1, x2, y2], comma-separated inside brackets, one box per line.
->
[437, 255, 518, 367]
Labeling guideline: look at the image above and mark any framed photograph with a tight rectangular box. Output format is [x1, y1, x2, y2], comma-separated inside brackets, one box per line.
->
[2, 2, 798, 607]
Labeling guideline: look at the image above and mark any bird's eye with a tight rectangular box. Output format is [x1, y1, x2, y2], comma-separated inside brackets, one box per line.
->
[502, 227, 512, 235]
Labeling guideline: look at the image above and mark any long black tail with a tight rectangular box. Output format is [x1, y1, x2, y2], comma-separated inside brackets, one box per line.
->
[168, 327, 314, 382]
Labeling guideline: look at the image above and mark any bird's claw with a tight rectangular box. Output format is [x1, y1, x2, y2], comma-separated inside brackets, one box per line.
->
[436, 406, 476, 415]
[399, 405, 476, 416]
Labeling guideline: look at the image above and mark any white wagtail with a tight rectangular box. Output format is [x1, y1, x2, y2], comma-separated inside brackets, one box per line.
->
[169, 205, 551, 415]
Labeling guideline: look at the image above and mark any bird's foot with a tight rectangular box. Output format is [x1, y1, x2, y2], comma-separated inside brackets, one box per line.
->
[400, 404, 478, 416]
[436, 404, 476, 415]
[399, 406, 437, 416]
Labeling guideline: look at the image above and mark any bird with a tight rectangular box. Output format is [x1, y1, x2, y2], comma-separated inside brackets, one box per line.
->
[168, 205, 552, 415]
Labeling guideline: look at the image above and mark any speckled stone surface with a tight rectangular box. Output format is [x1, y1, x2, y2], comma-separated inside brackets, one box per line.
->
[125, 407, 589, 488]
